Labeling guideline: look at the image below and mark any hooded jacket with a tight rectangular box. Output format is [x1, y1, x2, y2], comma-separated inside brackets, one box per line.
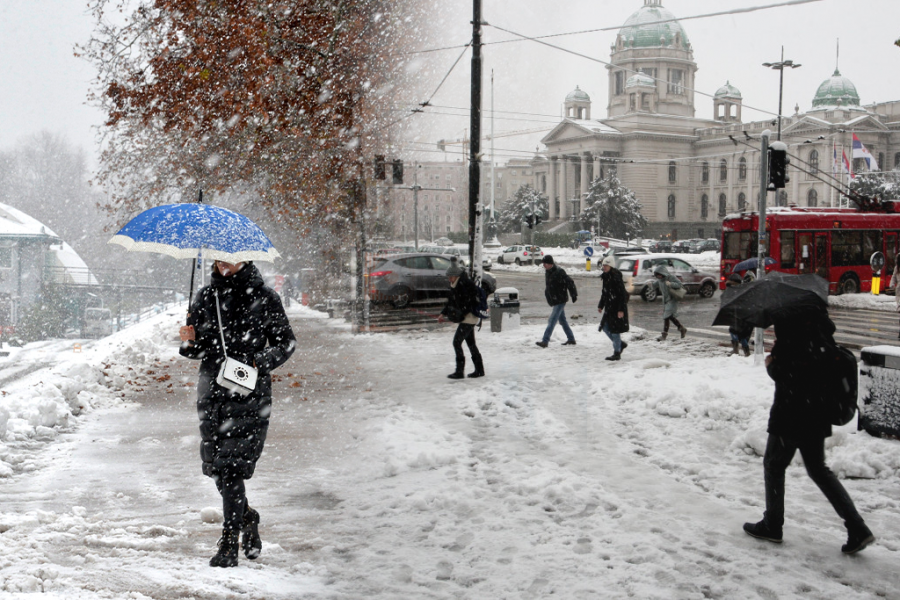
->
[545, 265, 576, 306]
[598, 267, 630, 334]
[180, 262, 296, 480]
[649, 264, 684, 319]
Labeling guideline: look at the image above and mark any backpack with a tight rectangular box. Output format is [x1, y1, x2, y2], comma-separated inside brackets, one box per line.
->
[820, 343, 859, 426]
[473, 284, 489, 319]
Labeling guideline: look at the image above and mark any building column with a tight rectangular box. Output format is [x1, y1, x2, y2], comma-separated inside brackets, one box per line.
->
[560, 156, 569, 220]
[580, 153, 590, 198]
[548, 156, 558, 221]
[593, 154, 601, 185]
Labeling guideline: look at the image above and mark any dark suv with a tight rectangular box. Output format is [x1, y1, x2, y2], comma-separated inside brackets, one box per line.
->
[649, 240, 673, 253]
[369, 253, 455, 308]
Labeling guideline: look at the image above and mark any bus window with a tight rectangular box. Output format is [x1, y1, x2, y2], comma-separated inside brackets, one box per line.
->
[815, 233, 829, 278]
[798, 232, 812, 273]
[832, 231, 863, 266]
[723, 231, 758, 260]
[863, 230, 882, 264]
[780, 231, 795, 268]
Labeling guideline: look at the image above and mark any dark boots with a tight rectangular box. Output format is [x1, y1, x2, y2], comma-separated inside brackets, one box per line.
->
[242, 506, 262, 560]
[448, 357, 465, 379]
[842, 524, 875, 554]
[210, 529, 240, 567]
[731, 341, 739, 355]
[468, 355, 485, 378]
[742, 345, 751, 357]
[742, 519, 783, 544]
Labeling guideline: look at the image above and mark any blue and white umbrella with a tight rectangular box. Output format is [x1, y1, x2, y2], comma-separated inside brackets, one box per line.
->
[109, 203, 280, 263]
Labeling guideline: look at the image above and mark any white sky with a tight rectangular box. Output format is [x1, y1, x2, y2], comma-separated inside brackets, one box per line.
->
[0, 1, 896, 170]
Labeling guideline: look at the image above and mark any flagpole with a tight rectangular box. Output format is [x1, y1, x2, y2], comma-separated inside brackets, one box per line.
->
[831, 142, 836, 207]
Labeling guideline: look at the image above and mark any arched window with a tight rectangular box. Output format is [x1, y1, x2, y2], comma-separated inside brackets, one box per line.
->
[700, 194, 709, 219]
[738, 192, 746, 211]
[807, 188, 818, 207]
[738, 157, 747, 181]
[809, 150, 819, 175]
[701, 162, 709, 183]
[668, 194, 676, 218]
[668, 161, 677, 183]
[719, 194, 727, 216]
[719, 159, 728, 182]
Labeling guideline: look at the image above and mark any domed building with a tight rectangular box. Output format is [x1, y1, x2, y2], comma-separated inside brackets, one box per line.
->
[532, 0, 900, 240]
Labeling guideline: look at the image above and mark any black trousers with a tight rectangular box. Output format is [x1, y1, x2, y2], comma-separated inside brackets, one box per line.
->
[452, 323, 482, 373]
[215, 475, 248, 534]
[762, 433, 865, 531]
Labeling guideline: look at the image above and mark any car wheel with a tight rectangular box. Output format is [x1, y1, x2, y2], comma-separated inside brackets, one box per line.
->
[497, 255, 504, 264]
[698, 281, 716, 298]
[390, 286, 412, 308]
[515, 258, 521, 266]
[641, 286, 658, 302]
[837, 273, 859, 295]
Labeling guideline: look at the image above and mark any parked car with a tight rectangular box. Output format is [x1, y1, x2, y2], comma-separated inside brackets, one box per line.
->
[621, 254, 718, 301]
[497, 245, 544, 265]
[670, 240, 692, 253]
[442, 247, 492, 271]
[648, 240, 673, 253]
[368, 253, 455, 308]
[603, 246, 649, 266]
[82, 307, 113, 338]
[419, 245, 445, 254]
[434, 237, 455, 246]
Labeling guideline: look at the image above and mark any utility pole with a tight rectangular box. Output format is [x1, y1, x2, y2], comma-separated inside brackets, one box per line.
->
[754, 130, 771, 362]
[485, 69, 501, 248]
[467, 0, 483, 282]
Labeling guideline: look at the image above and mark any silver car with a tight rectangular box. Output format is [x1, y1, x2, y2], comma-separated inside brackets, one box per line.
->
[368, 253, 455, 308]
[442, 247, 492, 271]
[620, 254, 718, 301]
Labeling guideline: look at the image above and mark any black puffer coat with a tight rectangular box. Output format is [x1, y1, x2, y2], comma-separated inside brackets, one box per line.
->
[765, 307, 835, 441]
[180, 263, 296, 479]
[545, 266, 576, 306]
[598, 267, 630, 334]
[441, 272, 480, 323]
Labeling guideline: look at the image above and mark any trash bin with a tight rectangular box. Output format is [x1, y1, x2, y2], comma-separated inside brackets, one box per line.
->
[859, 345, 900, 437]
[490, 287, 520, 333]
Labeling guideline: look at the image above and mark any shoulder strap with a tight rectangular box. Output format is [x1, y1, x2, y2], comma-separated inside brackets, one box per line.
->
[214, 290, 230, 360]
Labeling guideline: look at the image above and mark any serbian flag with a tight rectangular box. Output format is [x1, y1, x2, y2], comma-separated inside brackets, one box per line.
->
[852, 133, 879, 171]
[842, 148, 854, 179]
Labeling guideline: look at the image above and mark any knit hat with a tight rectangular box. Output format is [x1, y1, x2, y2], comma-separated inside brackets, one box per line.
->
[446, 262, 464, 277]
[601, 256, 615, 267]
[542, 255, 554, 265]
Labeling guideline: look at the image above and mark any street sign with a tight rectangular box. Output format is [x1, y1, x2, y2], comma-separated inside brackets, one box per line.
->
[583, 246, 594, 257]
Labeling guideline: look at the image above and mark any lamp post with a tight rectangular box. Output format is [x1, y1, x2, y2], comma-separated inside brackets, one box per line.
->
[763, 48, 801, 141]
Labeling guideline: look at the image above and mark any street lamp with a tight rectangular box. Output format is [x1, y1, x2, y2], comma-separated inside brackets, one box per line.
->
[763, 47, 801, 141]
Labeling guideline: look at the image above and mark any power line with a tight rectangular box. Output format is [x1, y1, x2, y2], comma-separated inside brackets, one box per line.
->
[418, 41, 472, 111]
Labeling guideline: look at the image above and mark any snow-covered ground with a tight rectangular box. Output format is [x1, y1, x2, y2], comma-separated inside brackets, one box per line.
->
[0, 303, 899, 598]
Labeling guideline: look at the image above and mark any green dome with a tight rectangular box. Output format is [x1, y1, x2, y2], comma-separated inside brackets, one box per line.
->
[812, 69, 860, 108]
[715, 81, 741, 99]
[619, 1, 690, 50]
[566, 85, 591, 102]
[626, 72, 655, 88]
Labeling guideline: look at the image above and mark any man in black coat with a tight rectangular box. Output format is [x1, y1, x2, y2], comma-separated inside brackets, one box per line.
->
[179, 260, 296, 567]
[743, 306, 875, 554]
[437, 262, 485, 379]
[536, 255, 577, 348]
[597, 256, 629, 361]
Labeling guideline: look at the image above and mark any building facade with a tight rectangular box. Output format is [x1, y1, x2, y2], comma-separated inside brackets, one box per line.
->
[531, 0, 900, 241]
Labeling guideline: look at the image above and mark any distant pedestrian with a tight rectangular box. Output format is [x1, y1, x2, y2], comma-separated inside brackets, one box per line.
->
[597, 256, 629, 361]
[536, 255, 577, 348]
[437, 262, 485, 379]
[743, 305, 875, 554]
[648, 264, 687, 341]
[726, 274, 752, 356]
[179, 260, 296, 567]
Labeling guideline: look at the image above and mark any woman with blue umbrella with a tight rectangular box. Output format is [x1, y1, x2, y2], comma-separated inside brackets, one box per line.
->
[112, 203, 295, 567]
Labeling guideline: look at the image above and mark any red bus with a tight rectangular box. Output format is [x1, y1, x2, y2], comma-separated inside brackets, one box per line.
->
[720, 204, 900, 294]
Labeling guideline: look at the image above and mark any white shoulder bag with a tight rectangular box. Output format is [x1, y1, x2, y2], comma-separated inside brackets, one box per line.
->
[214, 291, 259, 396]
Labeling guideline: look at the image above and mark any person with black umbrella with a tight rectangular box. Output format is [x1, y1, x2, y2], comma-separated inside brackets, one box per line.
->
[742, 303, 875, 554]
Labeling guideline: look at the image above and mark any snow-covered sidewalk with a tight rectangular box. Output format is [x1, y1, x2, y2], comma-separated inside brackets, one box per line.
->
[0, 305, 898, 598]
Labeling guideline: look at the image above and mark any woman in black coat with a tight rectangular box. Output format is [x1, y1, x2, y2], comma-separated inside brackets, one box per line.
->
[179, 260, 296, 567]
[743, 306, 874, 554]
[597, 256, 629, 361]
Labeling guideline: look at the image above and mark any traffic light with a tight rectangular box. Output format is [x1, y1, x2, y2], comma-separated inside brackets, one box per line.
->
[374, 155, 386, 180]
[534, 214, 542, 227]
[768, 142, 790, 189]
[525, 214, 534, 229]
[392, 159, 404, 184]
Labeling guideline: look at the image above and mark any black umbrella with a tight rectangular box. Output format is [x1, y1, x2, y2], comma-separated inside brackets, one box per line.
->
[712, 272, 828, 329]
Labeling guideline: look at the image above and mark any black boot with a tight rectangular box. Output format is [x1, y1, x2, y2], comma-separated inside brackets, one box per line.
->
[742, 519, 782, 543]
[605, 352, 621, 361]
[210, 529, 240, 567]
[448, 357, 465, 379]
[620, 342, 628, 353]
[468, 354, 485, 378]
[842, 524, 875, 554]
[731, 341, 739, 355]
[242, 506, 262, 560]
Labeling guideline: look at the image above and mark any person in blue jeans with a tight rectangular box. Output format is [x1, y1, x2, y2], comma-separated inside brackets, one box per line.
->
[597, 256, 630, 360]
[536, 255, 577, 348]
